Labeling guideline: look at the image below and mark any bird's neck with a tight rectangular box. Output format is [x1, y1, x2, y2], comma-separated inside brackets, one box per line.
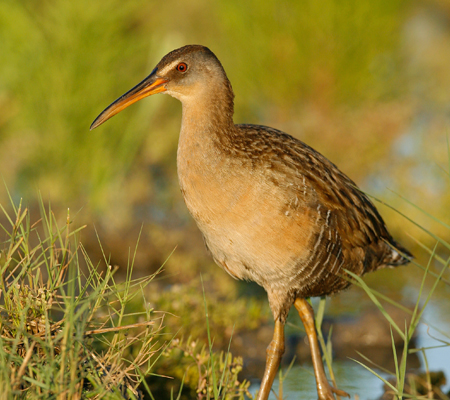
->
[179, 79, 236, 147]
[177, 81, 238, 189]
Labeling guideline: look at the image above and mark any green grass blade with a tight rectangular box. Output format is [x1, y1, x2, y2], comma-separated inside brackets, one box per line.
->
[408, 243, 437, 340]
[201, 275, 219, 400]
[218, 324, 235, 395]
[350, 358, 397, 392]
[370, 194, 450, 251]
[355, 351, 394, 376]
[345, 270, 405, 340]
[390, 327, 400, 390]
[397, 323, 410, 399]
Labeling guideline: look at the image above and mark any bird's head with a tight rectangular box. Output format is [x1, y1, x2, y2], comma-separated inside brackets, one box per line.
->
[90, 45, 230, 130]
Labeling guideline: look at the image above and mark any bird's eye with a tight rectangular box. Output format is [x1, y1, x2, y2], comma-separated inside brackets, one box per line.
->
[176, 62, 188, 72]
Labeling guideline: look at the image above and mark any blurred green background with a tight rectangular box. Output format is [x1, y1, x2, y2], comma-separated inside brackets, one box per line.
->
[0, 0, 449, 302]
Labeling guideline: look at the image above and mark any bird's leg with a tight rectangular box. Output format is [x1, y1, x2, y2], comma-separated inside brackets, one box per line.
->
[256, 318, 285, 400]
[294, 298, 350, 400]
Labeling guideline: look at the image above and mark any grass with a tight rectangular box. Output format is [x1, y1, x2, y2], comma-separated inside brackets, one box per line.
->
[0, 195, 164, 399]
[0, 194, 255, 400]
[200, 276, 252, 400]
[346, 248, 450, 398]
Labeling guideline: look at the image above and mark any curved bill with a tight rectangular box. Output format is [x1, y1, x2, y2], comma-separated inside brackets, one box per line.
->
[90, 68, 168, 130]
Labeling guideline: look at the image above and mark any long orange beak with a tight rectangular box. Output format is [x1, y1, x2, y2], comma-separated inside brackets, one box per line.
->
[90, 68, 168, 130]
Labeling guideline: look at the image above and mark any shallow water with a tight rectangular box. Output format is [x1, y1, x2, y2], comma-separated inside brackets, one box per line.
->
[416, 303, 450, 392]
[250, 301, 450, 399]
[249, 362, 385, 399]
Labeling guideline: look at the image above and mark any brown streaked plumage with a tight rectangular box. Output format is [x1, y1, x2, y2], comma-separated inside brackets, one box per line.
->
[91, 45, 412, 400]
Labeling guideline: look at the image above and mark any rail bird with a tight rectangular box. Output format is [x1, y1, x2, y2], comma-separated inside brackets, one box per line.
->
[91, 45, 411, 400]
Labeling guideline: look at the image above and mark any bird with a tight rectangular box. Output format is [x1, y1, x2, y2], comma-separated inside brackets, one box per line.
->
[91, 45, 412, 400]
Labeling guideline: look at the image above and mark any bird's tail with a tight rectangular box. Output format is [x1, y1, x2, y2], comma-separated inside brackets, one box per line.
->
[383, 239, 413, 267]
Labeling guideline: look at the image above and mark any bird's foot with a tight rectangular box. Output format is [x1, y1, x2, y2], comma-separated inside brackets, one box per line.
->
[317, 381, 350, 400]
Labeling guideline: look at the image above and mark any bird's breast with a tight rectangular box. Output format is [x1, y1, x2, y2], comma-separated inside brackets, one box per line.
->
[176, 136, 316, 286]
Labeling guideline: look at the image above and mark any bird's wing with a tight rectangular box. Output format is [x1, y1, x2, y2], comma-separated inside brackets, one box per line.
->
[235, 124, 409, 270]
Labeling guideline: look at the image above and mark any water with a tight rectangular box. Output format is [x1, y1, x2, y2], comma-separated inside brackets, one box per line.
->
[249, 362, 385, 400]
[416, 303, 450, 393]
[249, 302, 450, 399]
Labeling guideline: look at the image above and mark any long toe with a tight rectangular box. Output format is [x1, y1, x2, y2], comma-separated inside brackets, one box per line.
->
[331, 385, 350, 398]
[317, 383, 350, 400]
